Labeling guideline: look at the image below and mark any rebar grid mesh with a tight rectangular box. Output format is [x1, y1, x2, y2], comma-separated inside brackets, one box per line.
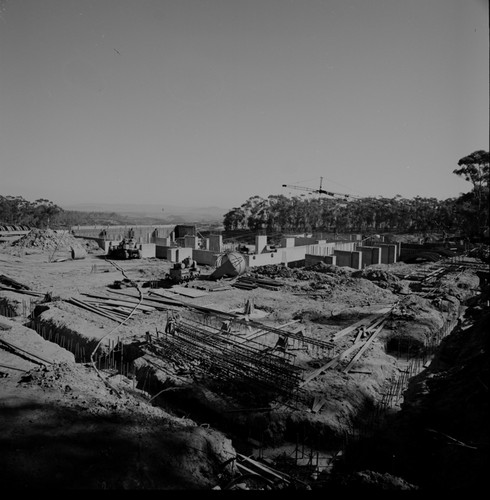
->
[155, 316, 305, 398]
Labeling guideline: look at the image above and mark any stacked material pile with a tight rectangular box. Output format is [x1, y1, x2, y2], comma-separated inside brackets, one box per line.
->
[232, 275, 285, 291]
[2, 229, 99, 258]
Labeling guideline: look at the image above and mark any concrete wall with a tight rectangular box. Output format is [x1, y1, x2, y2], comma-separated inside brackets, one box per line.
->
[241, 242, 337, 268]
[153, 231, 384, 268]
[184, 235, 199, 249]
[155, 246, 194, 261]
[72, 224, 175, 242]
[333, 250, 362, 269]
[208, 235, 223, 252]
[372, 243, 399, 263]
[357, 245, 382, 267]
[175, 247, 193, 261]
[281, 237, 295, 248]
[155, 245, 169, 259]
[192, 249, 221, 266]
[245, 251, 285, 267]
[155, 236, 173, 247]
[313, 232, 362, 241]
[139, 243, 156, 258]
[294, 237, 320, 246]
[330, 241, 357, 252]
[303, 242, 335, 256]
[255, 234, 268, 254]
[190, 237, 363, 270]
[305, 254, 337, 267]
[279, 245, 306, 264]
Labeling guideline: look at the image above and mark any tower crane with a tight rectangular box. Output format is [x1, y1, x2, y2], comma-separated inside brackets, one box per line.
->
[282, 177, 361, 200]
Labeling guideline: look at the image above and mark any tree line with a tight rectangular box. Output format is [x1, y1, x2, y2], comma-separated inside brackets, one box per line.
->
[0, 196, 130, 228]
[1, 151, 488, 237]
[224, 151, 489, 239]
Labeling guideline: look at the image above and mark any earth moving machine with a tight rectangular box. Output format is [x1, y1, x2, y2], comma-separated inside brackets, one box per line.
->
[107, 238, 142, 259]
[168, 257, 200, 283]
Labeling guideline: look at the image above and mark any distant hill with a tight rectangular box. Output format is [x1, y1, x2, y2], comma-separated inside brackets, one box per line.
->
[62, 203, 228, 224]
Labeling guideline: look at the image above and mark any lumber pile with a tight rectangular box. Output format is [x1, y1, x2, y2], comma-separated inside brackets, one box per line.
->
[0, 275, 44, 297]
[232, 276, 285, 291]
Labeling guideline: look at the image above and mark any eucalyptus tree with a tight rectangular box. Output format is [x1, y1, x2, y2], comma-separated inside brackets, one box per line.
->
[223, 207, 247, 231]
[453, 150, 489, 237]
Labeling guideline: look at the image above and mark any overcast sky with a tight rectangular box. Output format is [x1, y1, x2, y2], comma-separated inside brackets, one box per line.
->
[0, 0, 488, 210]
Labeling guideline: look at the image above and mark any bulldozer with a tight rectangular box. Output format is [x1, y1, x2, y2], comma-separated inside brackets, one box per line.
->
[168, 257, 200, 284]
[107, 238, 142, 260]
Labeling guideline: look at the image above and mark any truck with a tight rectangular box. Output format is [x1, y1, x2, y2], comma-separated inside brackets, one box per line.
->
[107, 238, 142, 260]
[168, 257, 200, 284]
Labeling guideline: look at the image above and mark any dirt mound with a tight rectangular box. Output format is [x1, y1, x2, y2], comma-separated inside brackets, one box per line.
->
[308, 262, 355, 276]
[324, 470, 418, 491]
[381, 294, 452, 353]
[2, 229, 101, 256]
[352, 268, 398, 283]
[253, 262, 353, 281]
[438, 270, 481, 301]
[351, 268, 406, 293]
[0, 358, 237, 489]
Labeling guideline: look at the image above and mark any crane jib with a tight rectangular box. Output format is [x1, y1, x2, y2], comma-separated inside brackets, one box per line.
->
[282, 183, 360, 199]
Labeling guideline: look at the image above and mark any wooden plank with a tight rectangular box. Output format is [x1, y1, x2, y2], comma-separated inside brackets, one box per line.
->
[148, 289, 184, 300]
[235, 320, 301, 344]
[331, 306, 393, 341]
[343, 321, 386, 373]
[97, 305, 141, 316]
[170, 286, 209, 298]
[0, 285, 44, 297]
[312, 396, 326, 413]
[84, 298, 155, 312]
[236, 454, 291, 483]
[0, 274, 31, 290]
[67, 298, 123, 322]
[300, 341, 363, 387]
[84, 290, 179, 309]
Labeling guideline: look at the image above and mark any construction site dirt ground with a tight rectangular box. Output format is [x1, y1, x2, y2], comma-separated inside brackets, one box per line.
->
[0, 233, 487, 490]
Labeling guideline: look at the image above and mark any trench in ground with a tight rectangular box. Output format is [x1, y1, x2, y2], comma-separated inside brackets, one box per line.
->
[13, 300, 465, 479]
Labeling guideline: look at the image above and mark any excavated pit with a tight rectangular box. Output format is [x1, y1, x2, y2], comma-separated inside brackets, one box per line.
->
[22, 313, 467, 469]
[1, 283, 469, 462]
